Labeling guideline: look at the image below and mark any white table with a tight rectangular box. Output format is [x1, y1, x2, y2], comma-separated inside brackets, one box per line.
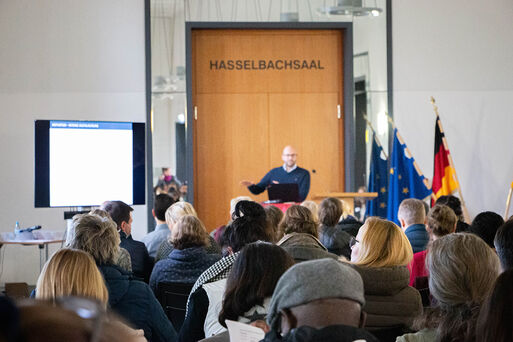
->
[0, 231, 65, 271]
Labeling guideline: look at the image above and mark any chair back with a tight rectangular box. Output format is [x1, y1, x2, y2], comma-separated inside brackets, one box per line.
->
[156, 281, 194, 331]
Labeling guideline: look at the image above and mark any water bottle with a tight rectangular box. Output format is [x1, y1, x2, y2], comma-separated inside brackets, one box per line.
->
[14, 221, 20, 233]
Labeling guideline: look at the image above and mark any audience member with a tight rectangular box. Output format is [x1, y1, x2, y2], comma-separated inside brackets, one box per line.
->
[277, 205, 338, 263]
[476, 269, 513, 342]
[264, 205, 284, 242]
[15, 299, 146, 342]
[180, 201, 273, 341]
[35, 248, 145, 340]
[398, 198, 429, 253]
[155, 202, 220, 262]
[101, 200, 153, 282]
[409, 204, 457, 286]
[318, 197, 353, 259]
[350, 217, 421, 335]
[494, 219, 513, 271]
[188, 243, 295, 342]
[68, 213, 177, 342]
[36, 248, 108, 306]
[435, 195, 469, 232]
[300, 200, 318, 223]
[211, 196, 252, 244]
[336, 200, 363, 237]
[143, 194, 177, 258]
[398, 233, 500, 342]
[86, 208, 132, 272]
[469, 211, 504, 249]
[149, 215, 220, 292]
[262, 258, 379, 342]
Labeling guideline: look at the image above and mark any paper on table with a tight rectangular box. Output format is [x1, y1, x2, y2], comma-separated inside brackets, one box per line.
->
[226, 319, 265, 342]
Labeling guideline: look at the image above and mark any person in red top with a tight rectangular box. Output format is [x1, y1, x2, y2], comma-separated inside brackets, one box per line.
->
[408, 204, 457, 286]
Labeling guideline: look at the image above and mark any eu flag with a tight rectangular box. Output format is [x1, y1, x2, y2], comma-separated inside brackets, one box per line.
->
[367, 132, 388, 218]
[387, 128, 431, 224]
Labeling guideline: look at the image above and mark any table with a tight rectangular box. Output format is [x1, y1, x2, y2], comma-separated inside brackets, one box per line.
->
[0, 231, 65, 271]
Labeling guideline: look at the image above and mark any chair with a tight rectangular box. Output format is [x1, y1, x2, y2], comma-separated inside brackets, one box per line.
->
[156, 281, 194, 332]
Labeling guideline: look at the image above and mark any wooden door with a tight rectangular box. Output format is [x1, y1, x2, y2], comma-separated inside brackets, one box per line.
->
[192, 29, 345, 231]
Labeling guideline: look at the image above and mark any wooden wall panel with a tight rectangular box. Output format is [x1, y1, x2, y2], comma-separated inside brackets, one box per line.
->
[194, 93, 270, 230]
[269, 93, 344, 198]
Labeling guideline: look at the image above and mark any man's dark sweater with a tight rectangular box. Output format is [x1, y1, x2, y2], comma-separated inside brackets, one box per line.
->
[248, 166, 310, 202]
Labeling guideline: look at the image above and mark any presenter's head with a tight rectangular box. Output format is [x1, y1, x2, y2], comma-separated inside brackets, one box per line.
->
[282, 145, 298, 168]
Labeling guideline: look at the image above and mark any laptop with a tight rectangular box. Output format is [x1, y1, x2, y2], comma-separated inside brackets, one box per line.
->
[267, 183, 300, 203]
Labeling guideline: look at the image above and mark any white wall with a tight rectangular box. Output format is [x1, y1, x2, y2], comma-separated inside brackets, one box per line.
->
[0, 0, 147, 285]
[392, 0, 513, 219]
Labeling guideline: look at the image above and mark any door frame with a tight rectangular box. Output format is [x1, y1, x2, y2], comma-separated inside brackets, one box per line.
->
[185, 22, 354, 205]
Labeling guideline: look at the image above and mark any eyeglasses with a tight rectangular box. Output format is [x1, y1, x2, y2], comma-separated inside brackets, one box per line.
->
[56, 296, 105, 342]
[349, 237, 359, 248]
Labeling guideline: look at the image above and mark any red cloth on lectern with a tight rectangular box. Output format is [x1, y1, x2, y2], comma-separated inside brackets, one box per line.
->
[261, 202, 298, 213]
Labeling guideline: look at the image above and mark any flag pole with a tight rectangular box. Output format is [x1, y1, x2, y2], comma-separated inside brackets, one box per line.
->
[363, 115, 388, 159]
[430, 97, 471, 223]
[385, 113, 431, 191]
[505, 181, 513, 220]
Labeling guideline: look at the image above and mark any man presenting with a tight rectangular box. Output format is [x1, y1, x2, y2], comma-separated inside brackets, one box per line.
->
[240, 145, 310, 202]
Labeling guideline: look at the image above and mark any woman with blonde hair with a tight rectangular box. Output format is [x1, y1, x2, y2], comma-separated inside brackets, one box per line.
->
[350, 217, 421, 337]
[149, 215, 221, 292]
[36, 248, 109, 306]
[155, 202, 220, 262]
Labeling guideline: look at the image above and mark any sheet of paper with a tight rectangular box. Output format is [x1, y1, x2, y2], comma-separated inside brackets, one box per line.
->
[226, 319, 265, 342]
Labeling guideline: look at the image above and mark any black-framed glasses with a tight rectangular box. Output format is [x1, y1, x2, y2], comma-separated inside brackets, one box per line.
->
[349, 237, 359, 248]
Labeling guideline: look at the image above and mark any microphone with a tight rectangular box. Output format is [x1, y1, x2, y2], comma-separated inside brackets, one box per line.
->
[15, 225, 42, 234]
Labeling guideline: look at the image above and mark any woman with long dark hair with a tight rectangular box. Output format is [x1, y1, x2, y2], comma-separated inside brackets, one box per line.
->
[218, 242, 295, 326]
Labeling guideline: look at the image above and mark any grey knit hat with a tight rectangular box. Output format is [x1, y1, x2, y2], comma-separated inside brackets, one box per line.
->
[266, 258, 365, 330]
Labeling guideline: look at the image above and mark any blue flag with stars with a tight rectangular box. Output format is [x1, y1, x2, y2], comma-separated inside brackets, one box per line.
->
[387, 128, 432, 224]
[367, 132, 388, 218]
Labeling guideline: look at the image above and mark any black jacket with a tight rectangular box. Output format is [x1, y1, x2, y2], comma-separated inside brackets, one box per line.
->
[335, 216, 363, 237]
[98, 264, 177, 342]
[319, 225, 352, 260]
[120, 231, 154, 282]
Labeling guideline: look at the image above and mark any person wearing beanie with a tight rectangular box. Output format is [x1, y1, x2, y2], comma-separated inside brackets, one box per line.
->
[261, 258, 379, 342]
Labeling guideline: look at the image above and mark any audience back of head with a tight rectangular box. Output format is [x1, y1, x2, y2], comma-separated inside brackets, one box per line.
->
[264, 259, 379, 342]
[165, 201, 198, 228]
[494, 219, 513, 271]
[223, 201, 273, 253]
[100, 200, 133, 229]
[170, 215, 209, 250]
[218, 242, 294, 327]
[414, 233, 499, 341]
[36, 248, 108, 307]
[300, 200, 319, 223]
[318, 197, 342, 227]
[279, 205, 317, 237]
[470, 211, 504, 248]
[351, 217, 412, 267]
[264, 205, 284, 242]
[476, 269, 513, 342]
[154, 194, 176, 222]
[67, 214, 120, 265]
[397, 198, 426, 228]
[426, 204, 457, 238]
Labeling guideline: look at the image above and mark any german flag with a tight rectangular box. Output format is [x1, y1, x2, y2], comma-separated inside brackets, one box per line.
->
[432, 116, 459, 205]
